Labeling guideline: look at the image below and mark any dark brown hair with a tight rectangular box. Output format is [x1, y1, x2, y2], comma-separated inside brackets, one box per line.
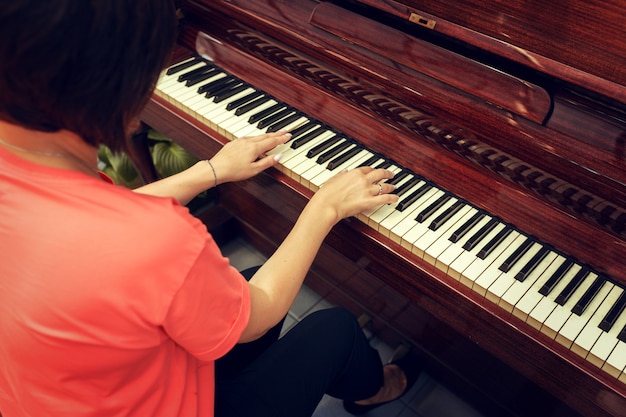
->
[0, 0, 177, 152]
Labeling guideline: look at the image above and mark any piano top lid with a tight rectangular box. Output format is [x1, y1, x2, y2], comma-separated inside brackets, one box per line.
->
[353, 0, 626, 104]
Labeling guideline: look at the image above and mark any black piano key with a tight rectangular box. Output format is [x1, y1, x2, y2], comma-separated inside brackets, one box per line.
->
[397, 183, 432, 211]
[394, 177, 422, 197]
[213, 83, 250, 103]
[373, 161, 392, 169]
[226, 90, 264, 111]
[167, 57, 203, 75]
[317, 141, 352, 164]
[463, 218, 498, 252]
[515, 246, 550, 281]
[234, 96, 271, 116]
[618, 324, 626, 343]
[429, 200, 465, 231]
[198, 76, 237, 95]
[357, 155, 383, 168]
[387, 170, 411, 187]
[178, 64, 217, 82]
[266, 112, 303, 132]
[555, 267, 590, 305]
[477, 227, 512, 259]
[257, 108, 295, 129]
[572, 275, 606, 315]
[206, 80, 244, 99]
[185, 68, 222, 86]
[327, 145, 363, 170]
[306, 135, 342, 158]
[499, 237, 534, 273]
[288, 120, 317, 136]
[416, 194, 451, 223]
[449, 212, 485, 243]
[292, 126, 328, 149]
[599, 290, 626, 332]
[248, 102, 284, 124]
[538, 258, 574, 296]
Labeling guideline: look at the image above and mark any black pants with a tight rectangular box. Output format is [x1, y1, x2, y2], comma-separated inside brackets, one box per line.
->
[214, 267, 384, 417]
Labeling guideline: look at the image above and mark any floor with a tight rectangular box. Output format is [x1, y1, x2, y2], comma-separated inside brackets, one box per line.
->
[220, 237, 487, 417]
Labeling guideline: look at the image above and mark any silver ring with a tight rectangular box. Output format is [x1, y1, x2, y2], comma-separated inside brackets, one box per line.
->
[377, 183, 383, 195]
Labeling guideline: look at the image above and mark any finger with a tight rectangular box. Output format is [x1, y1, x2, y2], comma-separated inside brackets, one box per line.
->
[372, 182, 396, 196]
[367, 168, 395, 183]
[373, 192, 399, 205]
[250, 130, 291, 142]
[256, 131, 291, 152]
[254, 153, 283, 171]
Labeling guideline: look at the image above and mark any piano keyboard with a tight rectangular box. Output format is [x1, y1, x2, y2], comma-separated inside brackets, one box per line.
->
[154, 56, 626, 382]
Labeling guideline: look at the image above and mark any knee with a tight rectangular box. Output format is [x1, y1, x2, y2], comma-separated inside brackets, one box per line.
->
[308, 307, 362, 341]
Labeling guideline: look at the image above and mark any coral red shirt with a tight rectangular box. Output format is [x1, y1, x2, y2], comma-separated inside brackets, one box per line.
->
[0, 147, 250, 417]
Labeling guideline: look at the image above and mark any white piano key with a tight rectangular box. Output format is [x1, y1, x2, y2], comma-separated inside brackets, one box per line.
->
[588, 296, 626, 368]
[285, 132, 341, 187]
[484, 242, 543, 304]
[218, 100, 275, 134]
[556, 273, 607, 348]
[513, 254, 568, 322]
[204, 88, 259, 123]
[278, 130, 336, 180]
[281, 130, 334, 165]
[405, 197, 461, 257]
[469, 231, 525, 295]
[307, 142, 357, 189]
[229, 100, 282, 138]
[264, 117, 314, 156]
[604, 340, 626, 379]
[572, 283, 620, 359]
[541, 270, 596, 340]
[435, 214, 492, 276]
[390, 188, 445, 246]
[377, 180, 429, 239]
[307, 143, 361, 188]
[449, 222, 509, 286]
[399, 197, 456, 254]
[526, 263, 582, 331]
[499, 251, 560, 313]
[423, 206, 478, 266]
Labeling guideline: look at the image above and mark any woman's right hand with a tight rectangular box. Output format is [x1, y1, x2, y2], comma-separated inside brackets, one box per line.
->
[308, 166, 399, 226]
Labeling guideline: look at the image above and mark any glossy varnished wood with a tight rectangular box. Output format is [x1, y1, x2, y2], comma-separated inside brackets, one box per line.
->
[309, 3, 552, 124]
[357, 0, 626, 103]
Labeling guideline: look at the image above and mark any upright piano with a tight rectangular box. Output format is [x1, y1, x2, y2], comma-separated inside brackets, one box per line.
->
[140, 1, 626, 416]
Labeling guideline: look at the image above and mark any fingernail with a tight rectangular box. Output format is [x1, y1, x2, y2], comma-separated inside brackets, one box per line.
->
[274, 153, 283, 162]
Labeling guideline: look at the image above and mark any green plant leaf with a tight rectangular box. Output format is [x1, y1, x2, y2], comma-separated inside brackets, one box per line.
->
[147, 129, 171, 142]
[152, 141, 198, 178]
[97, 145, 113, 166]
[97, 145, 140, 187]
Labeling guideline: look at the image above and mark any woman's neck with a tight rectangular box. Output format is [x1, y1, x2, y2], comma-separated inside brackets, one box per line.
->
[0, 121, 99, 177]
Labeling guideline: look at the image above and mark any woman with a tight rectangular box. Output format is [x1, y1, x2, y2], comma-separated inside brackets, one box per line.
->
[0, 1, 418, 416]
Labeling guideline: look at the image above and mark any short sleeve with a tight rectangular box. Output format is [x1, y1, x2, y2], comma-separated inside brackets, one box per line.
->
[162, 235, 250, 361]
